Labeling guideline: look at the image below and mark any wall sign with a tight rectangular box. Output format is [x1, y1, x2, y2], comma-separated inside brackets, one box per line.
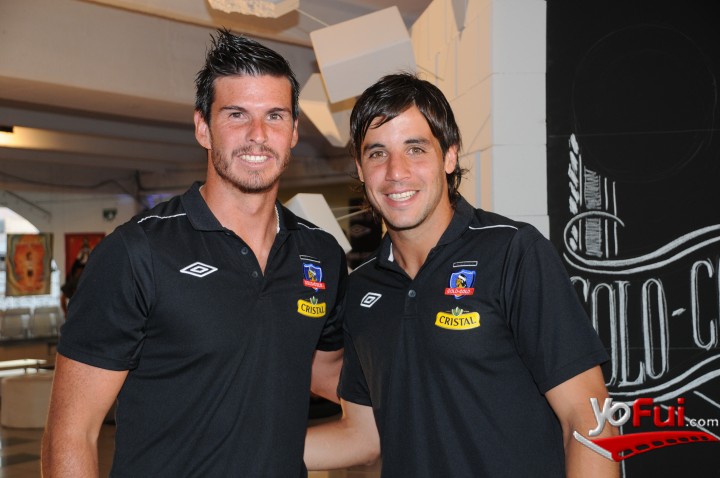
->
[547, 1, 720, 475]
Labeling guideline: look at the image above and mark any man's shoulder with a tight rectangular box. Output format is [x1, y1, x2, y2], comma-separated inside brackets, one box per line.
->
[347, 250, 381, 282]
[131, 194, 187, 228]
[102, 195, 187, 252]
[469, 208, 545, 245]
[282, 206, 345, 254]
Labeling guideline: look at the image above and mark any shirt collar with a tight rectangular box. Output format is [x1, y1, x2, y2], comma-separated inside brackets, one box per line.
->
[180, 181, 298, 232]
[377, 195, 475, 266]
[181, 182, 223, 231]
[436, 196, 475, 246]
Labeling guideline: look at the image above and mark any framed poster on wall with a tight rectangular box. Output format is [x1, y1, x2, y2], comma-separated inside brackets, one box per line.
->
[64, 233, 105, 273]
[5, 233, 53, 296]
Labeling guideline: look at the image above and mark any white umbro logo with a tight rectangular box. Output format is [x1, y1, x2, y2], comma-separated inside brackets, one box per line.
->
[180, 262, 218, 278]
[360, 292, 382, 308]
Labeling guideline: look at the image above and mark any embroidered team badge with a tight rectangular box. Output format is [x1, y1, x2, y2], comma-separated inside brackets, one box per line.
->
[303, 263, 326, 290]
[445, 269, 476, 298]
[298, 256, 327, 318]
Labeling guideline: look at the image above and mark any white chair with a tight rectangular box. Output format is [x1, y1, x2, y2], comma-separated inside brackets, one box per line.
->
[1, 372, 54, 428]
[0, 307, 31, 340]
[29, 306, 62, 338]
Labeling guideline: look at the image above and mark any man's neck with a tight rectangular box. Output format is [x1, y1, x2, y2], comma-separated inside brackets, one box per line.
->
[387, 235, 428, 280]
[200, 181, 279, 272]
[386, 197, 455, 279]
[387, 224, 446, 280]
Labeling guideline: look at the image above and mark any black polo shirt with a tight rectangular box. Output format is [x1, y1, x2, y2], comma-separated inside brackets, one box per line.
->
[338, 197, 608, 477]
[59, 182, 347, 477]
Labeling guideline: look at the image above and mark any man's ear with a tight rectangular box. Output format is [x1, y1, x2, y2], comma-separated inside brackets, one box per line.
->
[194, 110, 211, 150]
[355, 159, 364, 182]
[444, 144, 459, 174]
[291, 118, 299, 148]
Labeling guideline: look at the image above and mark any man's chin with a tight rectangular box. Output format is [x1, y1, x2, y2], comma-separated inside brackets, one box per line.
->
[383, 217, 422, 232]
[220, 174, 279, 194]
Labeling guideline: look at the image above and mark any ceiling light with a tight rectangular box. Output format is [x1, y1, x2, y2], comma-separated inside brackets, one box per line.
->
[207, 0, 299, 18]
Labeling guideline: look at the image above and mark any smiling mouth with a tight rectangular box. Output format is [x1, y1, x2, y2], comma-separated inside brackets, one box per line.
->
[239, 153, 271, 163]
[387, 190, 417, 201]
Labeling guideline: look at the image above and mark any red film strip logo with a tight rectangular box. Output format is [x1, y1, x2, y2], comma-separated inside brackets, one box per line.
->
[574, 430, 718, 461]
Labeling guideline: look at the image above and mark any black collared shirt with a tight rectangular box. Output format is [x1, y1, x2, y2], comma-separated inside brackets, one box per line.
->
[339, 196, 608, 477]
[59, 182, 347, 477]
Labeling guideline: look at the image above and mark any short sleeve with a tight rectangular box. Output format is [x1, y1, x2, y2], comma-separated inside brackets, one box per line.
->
[58, 224, 153, 371]
[337, 329, 372, 406]
[503, 227, 609, 393]
[315, 246, 348, 352]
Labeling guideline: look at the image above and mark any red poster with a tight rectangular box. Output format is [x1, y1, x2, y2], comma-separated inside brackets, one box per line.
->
[5, 233, 54, 296]
[64, 233, 105, 273]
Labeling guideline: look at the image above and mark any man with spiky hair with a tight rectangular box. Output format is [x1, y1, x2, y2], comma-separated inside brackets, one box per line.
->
[305, 73, 618, 477]
[42, 29, 346, 477]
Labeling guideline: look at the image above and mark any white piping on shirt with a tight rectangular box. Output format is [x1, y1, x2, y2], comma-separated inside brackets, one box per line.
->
[468, 224, 518, 231]
[297, 221, 325, 232]
[137, 213, 187, 224]
[352, 256, 377, 272]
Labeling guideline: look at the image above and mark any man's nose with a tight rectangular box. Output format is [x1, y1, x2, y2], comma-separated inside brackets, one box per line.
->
[247, 118, 268, 144]
[385, 154, 411, 181]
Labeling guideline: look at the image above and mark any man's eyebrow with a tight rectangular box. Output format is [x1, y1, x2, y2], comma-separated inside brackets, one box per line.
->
[363, 142, 385, 153]
[219, 105, 245, 113]
[267, 106, 293, 116]
[362, 137, 431, 154]
[404, 138, 431, 145]
[218, 106, 291, 114]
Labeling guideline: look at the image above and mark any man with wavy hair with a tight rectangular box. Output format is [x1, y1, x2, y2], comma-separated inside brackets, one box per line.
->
[305, 73, 618, 477]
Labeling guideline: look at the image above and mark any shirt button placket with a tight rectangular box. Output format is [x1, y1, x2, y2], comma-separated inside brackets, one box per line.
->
[405, 288, 418, 315]
[239, 246, 260, 280]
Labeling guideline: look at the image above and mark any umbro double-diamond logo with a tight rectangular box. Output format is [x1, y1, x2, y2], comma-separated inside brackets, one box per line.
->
[180, 262, 218, 278]
[360, 292, 382, 308]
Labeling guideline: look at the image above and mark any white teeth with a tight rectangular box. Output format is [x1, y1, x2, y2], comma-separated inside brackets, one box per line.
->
[241, 154, 267, 163]
[388, 191, 416, 201]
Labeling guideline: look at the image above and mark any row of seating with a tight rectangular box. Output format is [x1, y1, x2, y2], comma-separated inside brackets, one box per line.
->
[0, 306, 64, 340]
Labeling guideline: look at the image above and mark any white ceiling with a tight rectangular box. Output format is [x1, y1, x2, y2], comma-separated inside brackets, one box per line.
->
[0, 0, 431, 206]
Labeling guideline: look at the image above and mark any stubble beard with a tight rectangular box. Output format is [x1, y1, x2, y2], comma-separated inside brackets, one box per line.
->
[211, 145, 289, 194]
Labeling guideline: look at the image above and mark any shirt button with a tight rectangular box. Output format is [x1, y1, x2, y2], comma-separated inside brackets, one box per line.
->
[241, 247, 249, 255]
[251, 271, 259, 278]
[408, 289, 416, 298]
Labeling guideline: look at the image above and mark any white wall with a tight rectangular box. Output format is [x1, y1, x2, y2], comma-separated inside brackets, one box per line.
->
[2, 0, 550, 280]
[3, 192, 138, 276]
[411, 0, 548, 236]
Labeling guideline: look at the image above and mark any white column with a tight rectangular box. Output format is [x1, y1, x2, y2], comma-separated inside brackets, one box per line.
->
[411, 0, 548, 236]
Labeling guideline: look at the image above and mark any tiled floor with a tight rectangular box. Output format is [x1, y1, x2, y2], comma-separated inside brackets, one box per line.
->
[0, 414, 379, 477]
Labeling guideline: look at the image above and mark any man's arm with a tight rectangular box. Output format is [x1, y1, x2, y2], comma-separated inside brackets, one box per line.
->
[41, 353, 127, 478]
[305, 399, 380, 470]
[310, 349, 343, 403]
[545, 365, 619, 478]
